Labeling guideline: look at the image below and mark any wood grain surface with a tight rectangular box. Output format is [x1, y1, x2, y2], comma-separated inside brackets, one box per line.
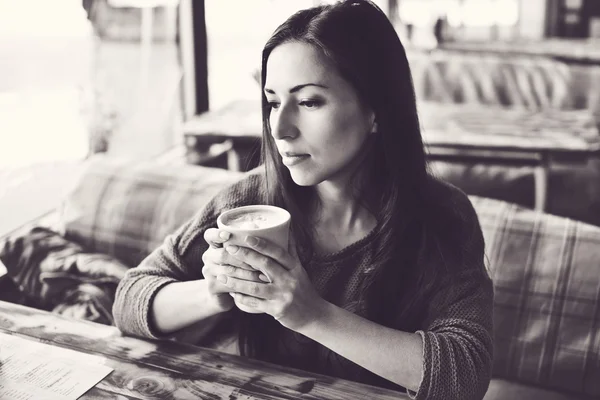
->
[0, 301, 407, 399]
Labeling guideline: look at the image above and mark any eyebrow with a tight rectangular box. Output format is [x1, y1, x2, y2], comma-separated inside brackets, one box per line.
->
[264, 83, 329, 94]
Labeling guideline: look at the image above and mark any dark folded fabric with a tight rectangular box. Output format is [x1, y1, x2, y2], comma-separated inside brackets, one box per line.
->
[0, 226, 129, 325]
[52, 283, 117, 325]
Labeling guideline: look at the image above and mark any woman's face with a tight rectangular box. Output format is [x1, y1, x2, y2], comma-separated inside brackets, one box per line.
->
[264, 41, 375, 187]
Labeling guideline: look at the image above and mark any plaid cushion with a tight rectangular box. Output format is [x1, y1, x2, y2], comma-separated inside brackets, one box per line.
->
[470, 196, 600, 397]
[60, 155, 245, 268]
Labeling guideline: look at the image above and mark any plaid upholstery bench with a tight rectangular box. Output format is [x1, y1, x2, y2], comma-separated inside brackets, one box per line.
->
[472, 196, 600, 400]
[1, 156, 599, 399]
[57, 155, 245, 267]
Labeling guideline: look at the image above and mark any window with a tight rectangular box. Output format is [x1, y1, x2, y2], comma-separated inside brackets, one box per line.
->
[0, 0, 95, 236]
[205, 0, 389, 109]
[397, 0, 520, 43]
[0, 0, 181, 236]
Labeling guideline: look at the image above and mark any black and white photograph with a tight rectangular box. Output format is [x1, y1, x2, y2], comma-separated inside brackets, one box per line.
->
[1, 1, 599, 399]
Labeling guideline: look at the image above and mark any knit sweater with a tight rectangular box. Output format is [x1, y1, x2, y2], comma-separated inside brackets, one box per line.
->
[113, 169, 494, 400]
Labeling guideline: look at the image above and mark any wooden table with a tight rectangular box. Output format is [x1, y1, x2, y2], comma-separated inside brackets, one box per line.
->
[0, 301, 406, 399]
[418, 102, 600, 211]
[183, 99, 600, 211]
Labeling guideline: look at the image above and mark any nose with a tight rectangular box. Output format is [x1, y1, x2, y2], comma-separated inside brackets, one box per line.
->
[270, 102, 298, 140]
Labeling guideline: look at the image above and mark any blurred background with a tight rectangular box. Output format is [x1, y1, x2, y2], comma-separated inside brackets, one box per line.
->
[1, 3, 600, 396]
[1, 0, 600, 238]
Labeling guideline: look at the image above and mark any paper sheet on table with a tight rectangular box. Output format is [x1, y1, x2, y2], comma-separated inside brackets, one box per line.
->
[0, 332, 113, 400]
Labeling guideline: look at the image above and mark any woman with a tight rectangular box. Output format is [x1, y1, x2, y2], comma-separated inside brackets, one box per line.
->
[113, 1, 494, 399]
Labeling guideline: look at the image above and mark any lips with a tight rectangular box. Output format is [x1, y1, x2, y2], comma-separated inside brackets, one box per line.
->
[283, 152, 308, 157]
[281, 153, 310, 166]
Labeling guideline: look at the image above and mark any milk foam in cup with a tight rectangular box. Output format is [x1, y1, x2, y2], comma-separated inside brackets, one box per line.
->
[217, 205, 291, 250]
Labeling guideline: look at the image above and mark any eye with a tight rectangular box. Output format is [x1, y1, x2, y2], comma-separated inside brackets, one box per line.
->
[300, 99, 321, 109]
[267, 101, 280, 110]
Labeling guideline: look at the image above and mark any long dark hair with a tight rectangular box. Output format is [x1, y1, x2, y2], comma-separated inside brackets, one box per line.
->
[239, 0, 435, 360]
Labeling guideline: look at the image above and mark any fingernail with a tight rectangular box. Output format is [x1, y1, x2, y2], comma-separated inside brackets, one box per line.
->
[245, 236, 258, 246]
[259, 273, 271, 283]
[217, 275, 227, 284]
[219, 231, 231, 240]
[225, 245, 238, 254]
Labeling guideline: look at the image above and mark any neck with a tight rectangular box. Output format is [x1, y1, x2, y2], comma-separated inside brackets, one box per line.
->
[312, 139, 377, 230]
[313, 181, 372, 232]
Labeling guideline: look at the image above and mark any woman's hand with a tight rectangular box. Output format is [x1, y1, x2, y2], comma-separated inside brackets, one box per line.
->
[202, 228, 268, 312]
[219, 234, 327, 332]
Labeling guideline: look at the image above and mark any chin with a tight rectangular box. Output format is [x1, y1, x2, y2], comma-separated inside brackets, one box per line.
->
[288, 169, 322, 186]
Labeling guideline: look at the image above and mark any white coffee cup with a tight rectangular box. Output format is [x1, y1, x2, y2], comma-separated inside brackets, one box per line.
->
[217, 205, 291, 314]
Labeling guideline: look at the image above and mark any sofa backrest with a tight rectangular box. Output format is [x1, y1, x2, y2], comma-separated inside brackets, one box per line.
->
[59, 155, 246, 268]
[408, 50, 600, 116]
[471, 196, 600, 398]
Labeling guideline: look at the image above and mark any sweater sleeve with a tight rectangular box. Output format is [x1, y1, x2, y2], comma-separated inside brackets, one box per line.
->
[410, 193, 494, 400]
[112, 172, 263, 339]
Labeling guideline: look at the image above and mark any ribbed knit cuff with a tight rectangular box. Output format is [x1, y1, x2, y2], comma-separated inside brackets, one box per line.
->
[407, 330, 429, 400]
[135, 276, 178, 339]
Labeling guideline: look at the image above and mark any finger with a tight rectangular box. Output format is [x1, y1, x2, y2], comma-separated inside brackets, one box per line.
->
[204, 228, 231, 248]
[246, 236, 290, 267]
[202, 264, 231, 283]
[230, 292, 267, 312]
[203, 248, 254, 271]
[241, 236, 293, 271]
[206, 276, 234, 295]
[203, 263, 264, 283]
[225, 244, 286, 282]
[211, 264, 268, 283]
[218, 275, 272, 299]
